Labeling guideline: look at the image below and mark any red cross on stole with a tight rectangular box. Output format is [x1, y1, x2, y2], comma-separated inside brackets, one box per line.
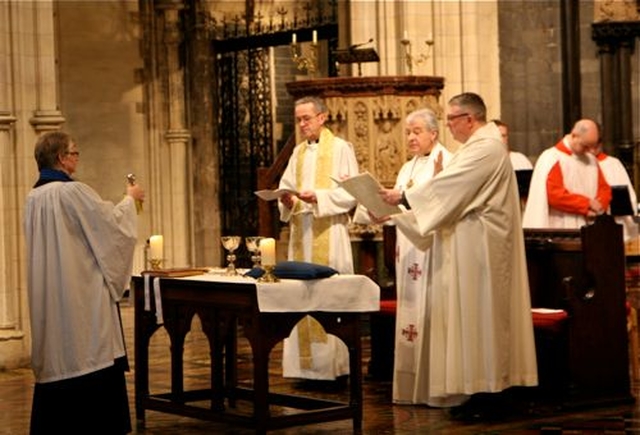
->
[402, 324, 418, 341]
[407, 262, 422, 280]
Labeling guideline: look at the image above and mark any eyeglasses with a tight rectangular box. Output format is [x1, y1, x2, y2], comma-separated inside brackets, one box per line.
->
[446, 113, 470, 122]
[65, 151, 80, 157]
[295, 113, 320, 124]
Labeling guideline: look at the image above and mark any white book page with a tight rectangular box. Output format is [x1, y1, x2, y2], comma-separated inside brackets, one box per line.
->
[333, 172, 402, 217]
[254, 188, 299, 201]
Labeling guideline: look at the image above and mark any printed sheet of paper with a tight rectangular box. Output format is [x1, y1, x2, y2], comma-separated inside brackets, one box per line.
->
[254, 188, 299, 201]
[334, 172, 402, 217]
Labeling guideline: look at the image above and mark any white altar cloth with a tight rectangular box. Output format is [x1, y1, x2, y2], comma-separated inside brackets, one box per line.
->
[182, 273, 380, 313]
[141, 273, 380, 323]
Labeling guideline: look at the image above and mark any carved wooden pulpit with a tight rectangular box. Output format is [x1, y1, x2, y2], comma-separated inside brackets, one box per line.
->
[258, 75, 445, 239]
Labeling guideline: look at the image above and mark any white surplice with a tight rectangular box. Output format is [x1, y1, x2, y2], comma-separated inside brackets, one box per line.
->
[509, 151, 533, 170]
[391, 143, 454, 404]
[24, 181, 138, 383]
[278, 131, 359, 380]
[597, 152, 639, 241]
[394, 123, 538, 407]
[522, 139, 601, 229]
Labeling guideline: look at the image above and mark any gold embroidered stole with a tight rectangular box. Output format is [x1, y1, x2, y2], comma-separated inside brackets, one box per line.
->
[292, 128, 334, 370]
[291, 127, 333, 265]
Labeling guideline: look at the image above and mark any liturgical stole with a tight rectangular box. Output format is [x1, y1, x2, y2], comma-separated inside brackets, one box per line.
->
[292, 128, 335, 369]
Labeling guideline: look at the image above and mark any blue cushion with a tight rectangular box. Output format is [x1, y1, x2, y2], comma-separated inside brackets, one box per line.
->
[244, 261, 339, 280]
[244, 267, 265, 279]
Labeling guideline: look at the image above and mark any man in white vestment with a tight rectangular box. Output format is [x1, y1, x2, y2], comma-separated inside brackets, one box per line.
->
[278, 96, 359, 381]
[24, 131, 145, 434]
[522, 119, 611, 229]
[380, 93, 538, 412]
[370, 108, 453, 404]
[493, 119, 533, 170]
[590, 139, 638, 241]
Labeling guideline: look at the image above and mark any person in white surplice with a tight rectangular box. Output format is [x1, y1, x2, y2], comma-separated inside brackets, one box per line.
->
[278, 96, 358, 381]
[522, 118, 611, 230]
[590, 138, 638, 241]
[492, 119, 533, 171]
[378, 93, 538, 414]
[24, 131, 145, 434]
[354, 108, 453, 403]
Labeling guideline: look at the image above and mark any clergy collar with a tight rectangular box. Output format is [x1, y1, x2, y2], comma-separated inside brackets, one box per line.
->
[34, 168, 74, 188]
[557, 137, 573, 156]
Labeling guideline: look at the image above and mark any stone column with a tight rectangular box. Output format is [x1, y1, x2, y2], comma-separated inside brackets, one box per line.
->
[0, 109, 17, 332]
[28, 0, 65, 133]
[156, 0, 192, 267]
[618, 39, 635, 178]
[598, 41, 617, 153]
[0, 0, 66, 368]
[592, 21, 640, 184]
[0, 2, 17, 332]
[560, 0, 582, 131]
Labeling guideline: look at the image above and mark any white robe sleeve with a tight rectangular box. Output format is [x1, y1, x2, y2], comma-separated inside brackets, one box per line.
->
[277, 145, 302, 223]
[405, 135, 507, 236]
[62, 183, 138, 300]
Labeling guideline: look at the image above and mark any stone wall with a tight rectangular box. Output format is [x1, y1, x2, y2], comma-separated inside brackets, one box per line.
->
[497, 1, 602, 163]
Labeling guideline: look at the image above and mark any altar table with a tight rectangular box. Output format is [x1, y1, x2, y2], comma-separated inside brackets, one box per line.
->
[131, 273, 380, 434]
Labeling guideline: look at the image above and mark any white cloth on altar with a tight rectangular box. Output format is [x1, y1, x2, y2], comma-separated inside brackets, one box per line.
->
[176, 273, 380, 312]
[277, 132, 359, 380]
[394, 122, 538, 407]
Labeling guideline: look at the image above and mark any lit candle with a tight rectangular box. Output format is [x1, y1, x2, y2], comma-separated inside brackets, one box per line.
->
[312, 30, 317, 45]
[403, 30, 408, 40]
[149, 235, 164, 260]
[292, 33, 297, 44]
[260, 238, 276, 266]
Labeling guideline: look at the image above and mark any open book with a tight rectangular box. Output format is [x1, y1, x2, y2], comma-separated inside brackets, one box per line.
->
[333, 172, 402, 217]
[254, 188, 299, 201]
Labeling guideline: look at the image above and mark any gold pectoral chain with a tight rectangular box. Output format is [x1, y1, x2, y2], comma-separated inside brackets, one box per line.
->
[405, 153, 431, 190]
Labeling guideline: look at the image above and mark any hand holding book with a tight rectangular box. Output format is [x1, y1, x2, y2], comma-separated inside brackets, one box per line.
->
[332, 172, 402, 218]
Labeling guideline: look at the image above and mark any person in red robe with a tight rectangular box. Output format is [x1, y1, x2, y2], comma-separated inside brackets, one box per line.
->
[522, 118, 611, 229]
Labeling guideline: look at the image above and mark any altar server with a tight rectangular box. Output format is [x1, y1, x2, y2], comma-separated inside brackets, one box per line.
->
[522, 118, 611, 229]
[590, 139, 638, 241]
[24, 131, 144, 434]
[278, 96, 358, 381]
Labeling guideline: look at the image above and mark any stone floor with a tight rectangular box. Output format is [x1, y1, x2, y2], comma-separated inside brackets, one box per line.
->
[2, 299, 640, 434]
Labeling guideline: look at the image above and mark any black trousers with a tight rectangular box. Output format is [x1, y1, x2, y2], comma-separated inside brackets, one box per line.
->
[30, 358, 131, 435]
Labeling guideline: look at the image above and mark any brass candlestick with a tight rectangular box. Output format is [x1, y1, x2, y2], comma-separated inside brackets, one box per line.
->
[400, 38, 434, 75]
[291, 41, 318, 76]
[258, 265, 279, 283]
[149, 258, 163, 270]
